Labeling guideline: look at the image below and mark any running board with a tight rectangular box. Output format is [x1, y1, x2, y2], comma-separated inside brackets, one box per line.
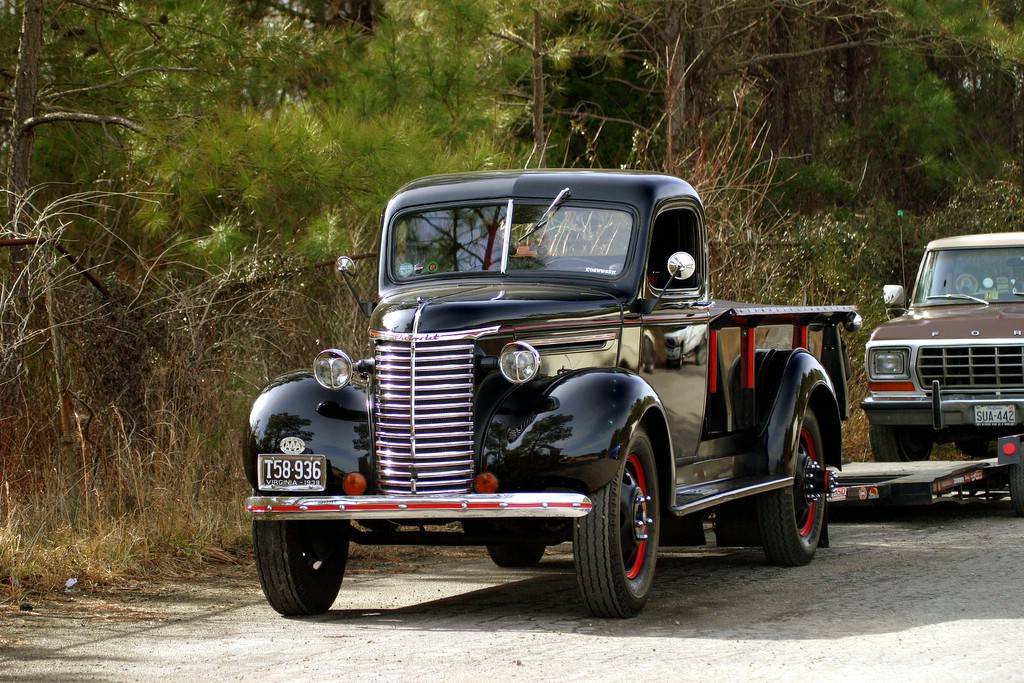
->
[670, 476, 793, 516]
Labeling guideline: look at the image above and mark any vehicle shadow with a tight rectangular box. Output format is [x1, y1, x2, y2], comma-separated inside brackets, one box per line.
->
[5, 500, 1020, 664]
[1, 596, 267, 664]
[317, 500, 1024, 640]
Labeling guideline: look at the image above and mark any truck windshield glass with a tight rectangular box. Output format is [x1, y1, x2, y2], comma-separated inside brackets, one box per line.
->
[914, 247, 1024, 305]
[391, 202, 633, 281]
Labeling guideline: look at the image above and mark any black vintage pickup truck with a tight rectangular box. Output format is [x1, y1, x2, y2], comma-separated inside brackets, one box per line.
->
[244, 170, 860, 618]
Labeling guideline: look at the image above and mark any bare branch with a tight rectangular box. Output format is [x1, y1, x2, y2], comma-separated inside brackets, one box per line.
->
[66, 0, 164, 42]
[488, 30, 534, 53]
[552, 107, 653, 132]
[44, 66, 197, 101]
[0, 236, 110, 298]
[715, 38, 907, 76]
[604, 77, 657, 94]
[21, 111, 143, 133]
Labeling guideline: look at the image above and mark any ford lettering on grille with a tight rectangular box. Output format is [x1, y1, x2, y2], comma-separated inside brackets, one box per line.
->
[373, 337, 476, 495]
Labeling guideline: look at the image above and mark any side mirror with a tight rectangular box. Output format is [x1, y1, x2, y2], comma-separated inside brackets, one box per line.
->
[883, 284, 906, 318]
[336, 255, 356, 274]
[667, 251, 696, 281]
[632, 251, 699, 314]
[335, 255, 374, 318]
[882, 284, 905, 307]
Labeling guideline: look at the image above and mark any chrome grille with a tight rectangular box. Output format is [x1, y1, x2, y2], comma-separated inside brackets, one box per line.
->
[373, 338, 476, 495]
[918, 345, 1024, 389]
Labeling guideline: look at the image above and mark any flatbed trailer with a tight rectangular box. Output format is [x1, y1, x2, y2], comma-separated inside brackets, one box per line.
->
[829, 434, 1024, 514]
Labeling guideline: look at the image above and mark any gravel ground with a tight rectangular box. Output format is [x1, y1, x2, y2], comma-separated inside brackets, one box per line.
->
[2, 503, 1023, 682]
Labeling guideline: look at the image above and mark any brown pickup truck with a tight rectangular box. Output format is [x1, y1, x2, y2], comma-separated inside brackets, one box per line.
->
[863, 232, 1024, 461]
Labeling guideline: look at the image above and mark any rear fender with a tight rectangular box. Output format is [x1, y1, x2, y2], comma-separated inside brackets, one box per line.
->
[758, 350, 842, 476]
[243, 371, 372, 493]
[481, 369, 673, 497]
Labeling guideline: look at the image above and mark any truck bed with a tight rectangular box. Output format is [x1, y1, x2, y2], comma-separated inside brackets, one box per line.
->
[708, 302, 858, 327]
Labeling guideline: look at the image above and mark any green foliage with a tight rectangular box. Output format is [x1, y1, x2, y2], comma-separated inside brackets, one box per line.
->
[355, 0, 506, 138]
[784, 179, 1024, 341]
[893, 0, 1024, 59]
[918, 178, 1024, 240]
[777, 162, 859, 211]
[4, 0, 1024, 268]
[784, 44, 1013, 211]
[2, 0, 515, 265]
[138, 104, 506, 261]
[854, 51, 962, 201]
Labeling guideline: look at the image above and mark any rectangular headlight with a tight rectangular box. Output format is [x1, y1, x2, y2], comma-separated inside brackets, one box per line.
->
[870, 348, 909, 379]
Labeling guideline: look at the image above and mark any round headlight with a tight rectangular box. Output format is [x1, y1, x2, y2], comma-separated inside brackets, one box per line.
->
[499, 342, 541, 384]
[313, 349, 353, 390]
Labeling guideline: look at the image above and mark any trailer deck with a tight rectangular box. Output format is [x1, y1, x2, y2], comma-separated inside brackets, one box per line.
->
[830, 458, 1010, 507]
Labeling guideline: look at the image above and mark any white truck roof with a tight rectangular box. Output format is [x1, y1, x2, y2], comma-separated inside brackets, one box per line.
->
[927, 232, 1024, 250]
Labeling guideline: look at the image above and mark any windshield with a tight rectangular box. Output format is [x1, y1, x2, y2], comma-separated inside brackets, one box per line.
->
[913, 247, 1024, 305]
[390, 202, 634, 281]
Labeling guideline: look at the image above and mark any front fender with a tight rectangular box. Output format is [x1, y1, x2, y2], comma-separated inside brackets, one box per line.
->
[480, 369, 669, 495]
[243, 371, 371, 494]
[759, 350, 841, 476]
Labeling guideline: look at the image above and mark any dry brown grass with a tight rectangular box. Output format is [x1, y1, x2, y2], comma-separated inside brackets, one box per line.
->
[0, 277, 366, 602]
[1, 193, 378, 601]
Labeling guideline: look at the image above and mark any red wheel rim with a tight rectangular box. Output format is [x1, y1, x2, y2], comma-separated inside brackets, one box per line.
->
[797, 427, 817, 538]
[624, 453, 648, 580]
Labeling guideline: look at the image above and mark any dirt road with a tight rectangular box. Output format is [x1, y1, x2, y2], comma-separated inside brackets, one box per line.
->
[3, 504, 1023, 682]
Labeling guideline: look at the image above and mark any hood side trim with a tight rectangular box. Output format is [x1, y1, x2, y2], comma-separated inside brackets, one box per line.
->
[370, 325, 501, 342]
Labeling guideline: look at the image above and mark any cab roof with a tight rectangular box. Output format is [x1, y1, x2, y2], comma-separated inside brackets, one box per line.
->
[387, 170, 701, 213]
[927, 232, 1024, 250]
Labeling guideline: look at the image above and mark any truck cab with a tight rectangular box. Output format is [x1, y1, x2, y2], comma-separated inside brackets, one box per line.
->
[863, 233, 1024, 461]
[243, 170, 858, 618]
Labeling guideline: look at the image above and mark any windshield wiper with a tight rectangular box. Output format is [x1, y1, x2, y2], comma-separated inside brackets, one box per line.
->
[927, 293, 990, 306]
[515, 187, 571, 245]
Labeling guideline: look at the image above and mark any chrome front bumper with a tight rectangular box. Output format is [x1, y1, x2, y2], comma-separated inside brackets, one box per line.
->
[246, 492, 593, 520]
[863, 395, 1024, 427]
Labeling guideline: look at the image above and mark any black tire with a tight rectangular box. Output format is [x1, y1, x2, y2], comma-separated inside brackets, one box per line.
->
[253, 519, 349, 616]
[573, 427, 659, 618]
[1010, 463, 1024, 517]
[870, 424, 933, 462]
[759, 410, 826, 566]
[486, 543, 546, 568]
[956, 439, 995, 460]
